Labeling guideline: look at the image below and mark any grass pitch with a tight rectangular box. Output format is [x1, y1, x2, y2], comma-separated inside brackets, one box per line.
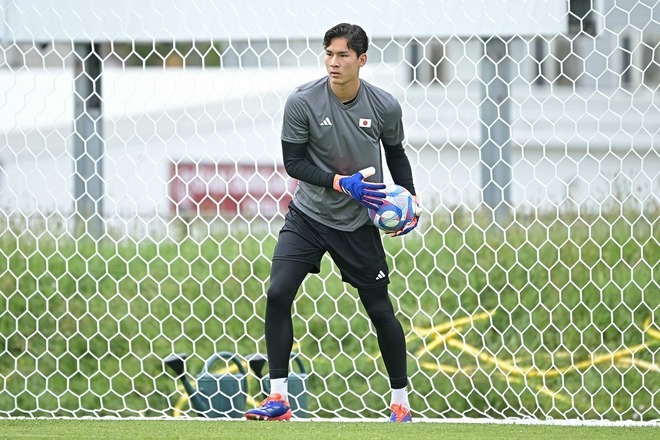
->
[1, 419, 657, 440]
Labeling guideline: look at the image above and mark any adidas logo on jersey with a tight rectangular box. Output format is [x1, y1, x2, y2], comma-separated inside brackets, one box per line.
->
[320, 117, 332, 126]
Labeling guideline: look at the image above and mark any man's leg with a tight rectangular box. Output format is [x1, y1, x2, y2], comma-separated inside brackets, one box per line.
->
[358, 284, 412, 422]
[262, 204, 324, 386]
[265, 259, 313, 380]
[326, 223, 412, 420]
[245, 258, 311, 421]
[357, 284, 408, 390]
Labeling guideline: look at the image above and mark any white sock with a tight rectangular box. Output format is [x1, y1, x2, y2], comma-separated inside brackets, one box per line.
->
[390, 387, 410, 409]
[270, 377, 288, 400]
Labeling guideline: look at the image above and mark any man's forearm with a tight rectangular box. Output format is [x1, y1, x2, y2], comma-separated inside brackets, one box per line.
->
[282, 140, 335, 188]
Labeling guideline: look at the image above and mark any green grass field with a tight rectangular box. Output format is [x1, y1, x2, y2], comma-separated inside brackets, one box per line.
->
[1, 206, 658, 420]
[1, 419, 658, 440]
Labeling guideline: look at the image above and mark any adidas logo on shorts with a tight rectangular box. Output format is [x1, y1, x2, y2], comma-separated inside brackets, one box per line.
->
[376, 270, 386, 280]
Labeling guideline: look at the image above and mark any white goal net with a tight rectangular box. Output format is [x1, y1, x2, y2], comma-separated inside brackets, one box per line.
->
[0, 0, 658, 421]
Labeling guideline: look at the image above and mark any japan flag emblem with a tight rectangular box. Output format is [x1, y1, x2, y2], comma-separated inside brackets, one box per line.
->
[359, 118, 372, 128]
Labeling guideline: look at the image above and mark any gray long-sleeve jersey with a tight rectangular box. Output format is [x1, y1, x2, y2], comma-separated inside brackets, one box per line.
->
[281, 77, 405, 231]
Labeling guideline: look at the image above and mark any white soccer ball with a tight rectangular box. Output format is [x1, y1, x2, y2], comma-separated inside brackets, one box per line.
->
[368, 184, 415, 232]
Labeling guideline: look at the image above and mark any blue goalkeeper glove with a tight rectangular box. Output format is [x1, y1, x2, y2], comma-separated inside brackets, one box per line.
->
[333, 166, 386, 211]
[391, 195, 422, 237]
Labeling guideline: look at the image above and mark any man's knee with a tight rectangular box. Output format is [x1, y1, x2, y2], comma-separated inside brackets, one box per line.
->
[359, 285, 396, 323]
[266, 279, 294, 307]
[267, 260, 310, 308]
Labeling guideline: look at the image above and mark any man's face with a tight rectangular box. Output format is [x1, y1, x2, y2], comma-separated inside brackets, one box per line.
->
[324, 37, 366, 87]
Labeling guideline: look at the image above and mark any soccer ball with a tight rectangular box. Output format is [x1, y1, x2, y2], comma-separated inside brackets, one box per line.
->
[368, 184, 415, 232]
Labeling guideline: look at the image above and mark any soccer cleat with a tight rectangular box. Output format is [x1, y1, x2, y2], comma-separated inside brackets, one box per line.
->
[245, 393, 292, 421]
[389, 403, 412, 422]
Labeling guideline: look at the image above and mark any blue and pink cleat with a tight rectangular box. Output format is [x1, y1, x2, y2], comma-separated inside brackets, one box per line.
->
[245, 393, 292, 421]
[389, 404, 413, 422]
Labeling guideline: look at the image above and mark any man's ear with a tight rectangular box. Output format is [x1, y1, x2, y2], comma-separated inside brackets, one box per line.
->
[359, 53, 367, 67]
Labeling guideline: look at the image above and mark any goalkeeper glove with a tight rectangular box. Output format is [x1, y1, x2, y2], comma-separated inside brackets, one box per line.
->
[333, 166, 386, 211]
[391, 195, 422, 237]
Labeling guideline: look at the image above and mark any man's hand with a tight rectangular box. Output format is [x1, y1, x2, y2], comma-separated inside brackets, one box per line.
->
[333, 166, 386, 211]
[391, 195, 422, 237]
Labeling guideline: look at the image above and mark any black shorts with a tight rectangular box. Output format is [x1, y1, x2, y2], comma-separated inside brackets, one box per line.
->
[273, 202, 389, 288]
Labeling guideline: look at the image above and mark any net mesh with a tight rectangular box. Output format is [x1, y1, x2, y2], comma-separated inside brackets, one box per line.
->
[0, 0, 658, 421]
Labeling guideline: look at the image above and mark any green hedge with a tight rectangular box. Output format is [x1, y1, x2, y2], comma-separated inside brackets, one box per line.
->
[0, 210, 658, 420]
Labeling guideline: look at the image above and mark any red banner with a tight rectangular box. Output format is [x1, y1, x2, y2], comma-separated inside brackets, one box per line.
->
[169, 162, 296, 218]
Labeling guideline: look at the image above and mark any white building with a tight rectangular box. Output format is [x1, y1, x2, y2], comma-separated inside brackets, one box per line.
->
[0, 1, 658, 234]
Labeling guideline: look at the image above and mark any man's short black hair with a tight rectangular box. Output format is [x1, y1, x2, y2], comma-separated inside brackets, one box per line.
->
[323, 23, 369, 56]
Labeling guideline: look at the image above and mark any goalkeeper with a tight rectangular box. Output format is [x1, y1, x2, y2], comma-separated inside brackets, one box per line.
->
[245, 23, 420, 423]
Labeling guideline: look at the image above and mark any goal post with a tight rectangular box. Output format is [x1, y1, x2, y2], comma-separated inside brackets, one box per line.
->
[0, 0, 658, 422]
